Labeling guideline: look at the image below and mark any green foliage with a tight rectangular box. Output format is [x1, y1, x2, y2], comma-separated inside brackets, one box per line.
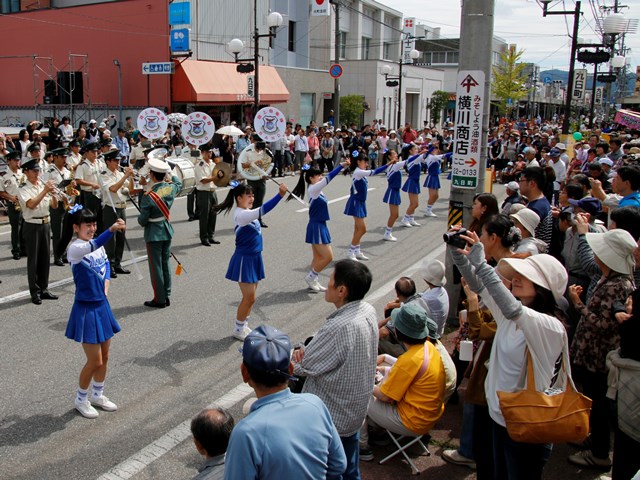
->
[340, 95, 365, 126]
[491, 47, 531, 117]
[428, 90, 450, 126]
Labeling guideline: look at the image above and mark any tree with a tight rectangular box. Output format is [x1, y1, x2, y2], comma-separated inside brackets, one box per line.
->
[428, 90, 450, 127]
[491, 46, 531, 118]
[340, 95, 365, 127]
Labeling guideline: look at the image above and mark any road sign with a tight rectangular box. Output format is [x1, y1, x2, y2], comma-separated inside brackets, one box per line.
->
[544, 76, 552, 84]
[452, 70, 485, 190]
[247, 75, 255, 97]
[142, 62, 174, 75]
[329, 64, 343, 79]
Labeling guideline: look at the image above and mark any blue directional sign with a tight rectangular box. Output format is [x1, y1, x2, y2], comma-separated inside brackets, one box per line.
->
[142, 62, 174, 75]
[544, 76, 552, 84]
[171, 28, 190, 52]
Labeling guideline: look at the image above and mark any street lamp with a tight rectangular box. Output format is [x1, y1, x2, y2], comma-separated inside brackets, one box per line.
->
[113, 59, 122, 128]
[228, 6, 283, 118]
[381, 46, 420, 128]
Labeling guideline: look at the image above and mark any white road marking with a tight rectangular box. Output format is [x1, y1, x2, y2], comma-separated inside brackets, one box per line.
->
[0, 255, 148, 305]
[295, 188, 375, 213]
[96, 384, 254, 480]
[95, 242, 446, 479]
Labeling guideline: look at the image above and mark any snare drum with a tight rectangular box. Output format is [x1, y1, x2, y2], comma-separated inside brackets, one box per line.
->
[171, 158, 196, 197]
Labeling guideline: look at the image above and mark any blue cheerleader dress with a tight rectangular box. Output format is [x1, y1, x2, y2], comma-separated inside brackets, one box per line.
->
[306, 163, 344, 245]
[344, 165, 389, 218]
[65, 229, 120, 344]
[401, 154, 426, 194]
[382, 160, 407, 205]
[226, 193, 283, 283]
[423, 154, 443, 189]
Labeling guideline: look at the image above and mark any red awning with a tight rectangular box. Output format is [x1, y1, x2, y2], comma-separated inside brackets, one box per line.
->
[172, 59, 289, 105]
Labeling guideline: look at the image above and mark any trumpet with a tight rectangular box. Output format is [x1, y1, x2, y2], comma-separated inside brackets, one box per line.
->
[50, 183, 78, 211]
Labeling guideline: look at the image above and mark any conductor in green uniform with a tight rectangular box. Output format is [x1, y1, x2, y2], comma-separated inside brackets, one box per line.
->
[137, 157, 182, 308]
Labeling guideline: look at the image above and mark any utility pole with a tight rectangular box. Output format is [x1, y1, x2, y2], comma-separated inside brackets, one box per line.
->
[333, 0, 340, 127]
[445, 0, 495, 326]
[253, 0, 260, 116]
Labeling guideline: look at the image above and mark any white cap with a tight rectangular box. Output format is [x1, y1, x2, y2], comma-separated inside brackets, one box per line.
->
[556, 143, 566, 150]
[148, 158, 171, 174]
[510, 208, 540, 236]
[600, 158, 613, 167]
[98, 122, 107, 129]
[506, 181, 520, 191]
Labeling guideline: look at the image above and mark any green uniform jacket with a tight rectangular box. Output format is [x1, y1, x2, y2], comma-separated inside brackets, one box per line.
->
[137, 175, 182, 242]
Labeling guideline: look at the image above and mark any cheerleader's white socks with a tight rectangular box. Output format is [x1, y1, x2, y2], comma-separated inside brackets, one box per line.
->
[91, 381, 104, 400]
[400, 215, 412, 227]
[233, 319, 252, 341]
[76, 387, 89, 405]
[425, 204, 437, 217]
[383, 227, 397, 242]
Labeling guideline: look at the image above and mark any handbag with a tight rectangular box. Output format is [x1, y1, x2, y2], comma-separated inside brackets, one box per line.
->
[497, 344, 592, 444]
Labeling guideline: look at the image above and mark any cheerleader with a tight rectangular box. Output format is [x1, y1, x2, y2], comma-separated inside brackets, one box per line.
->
[289, 160, 351, 291]
[215, 180, 288, 341]
[400, 143, 431, 227]
[381, 149, 405, 242]
[55, 205, 126, 419]
[422, 146, 452, 217]
[344, 150, 389, 261]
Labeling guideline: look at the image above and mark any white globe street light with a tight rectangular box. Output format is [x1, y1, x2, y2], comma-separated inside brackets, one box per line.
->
[228, 38, 244, 55]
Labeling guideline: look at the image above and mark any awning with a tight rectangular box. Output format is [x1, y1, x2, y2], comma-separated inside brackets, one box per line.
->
[172, 59, 289, 104]
[614, 109, 640, 130]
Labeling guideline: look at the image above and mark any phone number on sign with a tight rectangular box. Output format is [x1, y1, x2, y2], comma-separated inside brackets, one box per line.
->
[453, 168, 477, 176]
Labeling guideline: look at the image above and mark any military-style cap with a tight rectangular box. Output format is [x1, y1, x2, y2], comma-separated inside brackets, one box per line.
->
[5, 150, 20, 161]
[69, 140, 81, 148]
[50, 147, 69, 157]
[148, 158, 171, 174]
[82, 142, 100, 153]
[198, 143, 213, 152]
[99, 138, 112, 147]
[20, 158, 40, 170]
[102, 149, 121, 161]
[44, 151, 53, 159]
[27, 143, 42, 152]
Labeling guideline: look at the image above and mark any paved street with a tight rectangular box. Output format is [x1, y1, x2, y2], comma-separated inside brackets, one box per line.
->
[0, 172, 454, 479]
[0, 175, 608, 480]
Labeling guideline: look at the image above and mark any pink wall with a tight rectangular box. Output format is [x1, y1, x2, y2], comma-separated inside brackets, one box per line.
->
[0, 0, 171, 108]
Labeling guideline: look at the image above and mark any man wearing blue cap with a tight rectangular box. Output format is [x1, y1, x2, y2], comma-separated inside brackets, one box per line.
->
[224, 325, 346, 480]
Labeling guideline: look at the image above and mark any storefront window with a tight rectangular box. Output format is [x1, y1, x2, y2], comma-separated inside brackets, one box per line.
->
[300, 93, 315, 128]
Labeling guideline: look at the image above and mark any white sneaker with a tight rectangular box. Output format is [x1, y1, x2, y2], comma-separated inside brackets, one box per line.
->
[355, 252, 369, 260]
[441, 449, 476, 469]
[409, 219, 421, 226]
[347, 251, 359, 261]
[75, 400, 99, 419]
[306, 277, 326, 292]
[400, 218, 413, 228]
[90, 395, 118, 412]
[383, 233, 397, 242]
[425, 211, 437, 217]
[233, 325, 252, 341]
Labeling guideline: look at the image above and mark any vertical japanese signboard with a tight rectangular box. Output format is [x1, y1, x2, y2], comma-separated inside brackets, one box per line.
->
[452, 70, 485, 190]
[572, 69, 587, 103]
[595, 86, 604, 105]
[402, 18, 416, 64]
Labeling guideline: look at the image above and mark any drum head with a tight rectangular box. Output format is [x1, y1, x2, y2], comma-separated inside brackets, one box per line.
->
[212, 162, 232, 187]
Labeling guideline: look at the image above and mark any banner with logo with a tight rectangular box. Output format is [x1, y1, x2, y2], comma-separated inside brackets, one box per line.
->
[254, 107, 286, 142]
[183, 112, 215, 146]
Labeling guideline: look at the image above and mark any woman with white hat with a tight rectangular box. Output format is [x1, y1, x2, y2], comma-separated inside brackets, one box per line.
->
[449, 230, 568, 480]
[567, 229, 636, 470]
[511, 208, 547, 256]
[419, 260, 449, 337]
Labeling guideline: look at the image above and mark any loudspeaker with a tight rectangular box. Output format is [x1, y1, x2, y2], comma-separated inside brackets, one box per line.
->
[44, 79, 57, 96]
[57, 71, 83, 104]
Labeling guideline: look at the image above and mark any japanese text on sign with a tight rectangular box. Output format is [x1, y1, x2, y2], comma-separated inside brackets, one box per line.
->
[572, 69, 587, 102]
[452, 71, 485, 189]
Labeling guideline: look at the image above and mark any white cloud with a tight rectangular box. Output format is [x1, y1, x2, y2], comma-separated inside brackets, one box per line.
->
[386, 0, 639, 72]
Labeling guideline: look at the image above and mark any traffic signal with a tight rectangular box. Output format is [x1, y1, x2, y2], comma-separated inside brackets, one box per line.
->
[236, 63, 255, 73]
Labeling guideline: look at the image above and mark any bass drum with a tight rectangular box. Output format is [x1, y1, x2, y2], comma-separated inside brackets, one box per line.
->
[171, 158, 196, 197]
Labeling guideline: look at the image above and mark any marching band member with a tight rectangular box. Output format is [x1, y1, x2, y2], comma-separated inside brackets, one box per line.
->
[44, 147, 73, 266]
[137, 158, 182, 308]
[55, 205, 126, 419]
[67, 139, 83, 171]
[194, 144, 220, 246]
[400, 143, 430, 227]
[17, 156, 59, 305]
[74, 142, 104, 233]
[238, 135, 271, 227]
[344, 150, 389, 261]
[100, 149, 135, 277]
[215, 180, 288, 340]
[0, 151, 25, 259]
[289, 160, 350, 291]
[381, 149, 406, 242]
[422, 146, 451, 218]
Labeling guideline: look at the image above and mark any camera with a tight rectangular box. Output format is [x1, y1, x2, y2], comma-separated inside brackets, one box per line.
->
[443, 228, 468, 249]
